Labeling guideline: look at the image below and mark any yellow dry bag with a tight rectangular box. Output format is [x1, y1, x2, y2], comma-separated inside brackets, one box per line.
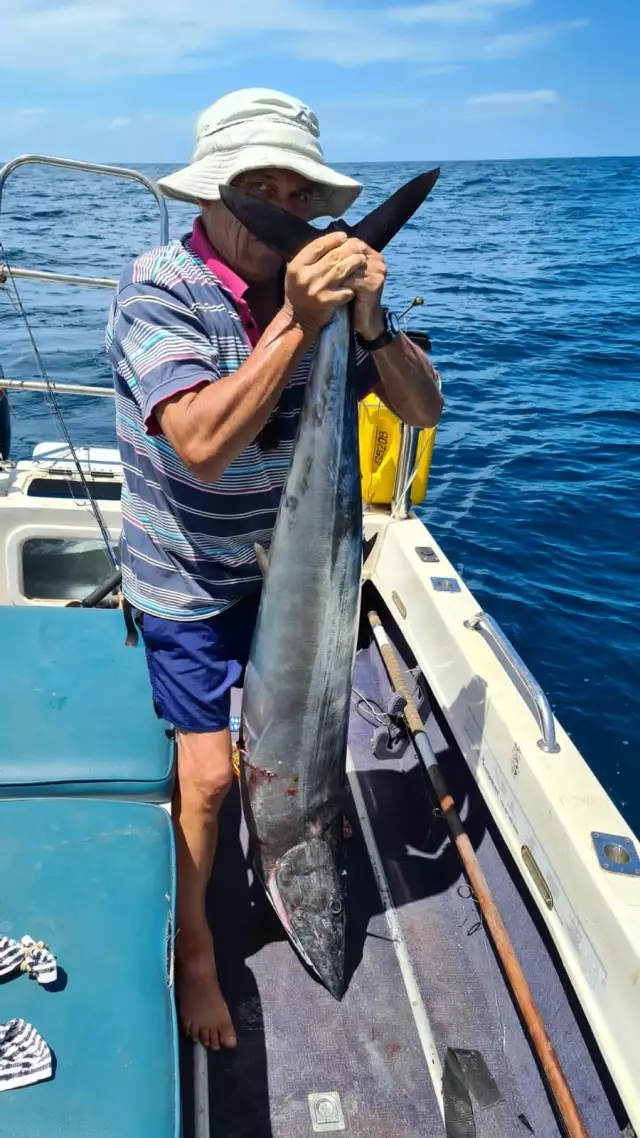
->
[358, 394, 437, 507]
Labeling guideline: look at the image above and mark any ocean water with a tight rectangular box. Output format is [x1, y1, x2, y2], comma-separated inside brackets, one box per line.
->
[1, 156, 638, 832]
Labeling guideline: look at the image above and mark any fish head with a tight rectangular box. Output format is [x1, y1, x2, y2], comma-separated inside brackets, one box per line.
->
[269, 833, 346, 1000]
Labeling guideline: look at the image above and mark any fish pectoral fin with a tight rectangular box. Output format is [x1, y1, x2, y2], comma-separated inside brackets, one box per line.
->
[254, 543, 269, 577]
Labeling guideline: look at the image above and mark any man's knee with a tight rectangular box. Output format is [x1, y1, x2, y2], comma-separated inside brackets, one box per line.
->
[177, 729, 234, 807]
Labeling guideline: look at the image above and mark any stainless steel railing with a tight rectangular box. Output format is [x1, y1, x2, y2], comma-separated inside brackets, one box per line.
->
[0, 377, 113, 398]
[0, 154, 168, 289]
[391, 423, 421, 518]
[0, 265, 117, 290]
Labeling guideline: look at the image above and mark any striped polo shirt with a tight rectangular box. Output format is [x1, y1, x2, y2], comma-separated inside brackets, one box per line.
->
[106, 218, 378, 621]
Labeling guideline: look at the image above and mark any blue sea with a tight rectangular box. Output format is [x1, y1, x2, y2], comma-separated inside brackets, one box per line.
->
[1, 157, 638, 831]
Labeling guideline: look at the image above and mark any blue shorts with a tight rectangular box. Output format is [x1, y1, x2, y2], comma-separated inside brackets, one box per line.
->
[137, 592, 261, 734]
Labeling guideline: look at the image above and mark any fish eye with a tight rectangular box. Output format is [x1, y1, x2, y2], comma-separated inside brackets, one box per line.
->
[329, 899, 343, 915]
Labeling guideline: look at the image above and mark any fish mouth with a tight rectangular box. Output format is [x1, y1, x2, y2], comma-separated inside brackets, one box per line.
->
[269, 835, 346, 1000]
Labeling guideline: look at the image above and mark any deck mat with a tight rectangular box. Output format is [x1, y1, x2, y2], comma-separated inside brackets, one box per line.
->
[180, 641, 624, 1138]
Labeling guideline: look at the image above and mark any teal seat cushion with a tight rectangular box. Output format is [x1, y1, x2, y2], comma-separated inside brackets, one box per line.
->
[0, 606, 174, 799]
[0, 798, 179, 1138]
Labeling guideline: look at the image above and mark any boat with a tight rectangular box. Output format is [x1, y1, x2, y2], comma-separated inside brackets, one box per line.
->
[0, 154, 638, 1138]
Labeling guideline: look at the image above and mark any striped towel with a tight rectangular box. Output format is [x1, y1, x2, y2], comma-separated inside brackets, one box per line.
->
[0, 935, 57, 985]
[0, 1019, 52, 1091]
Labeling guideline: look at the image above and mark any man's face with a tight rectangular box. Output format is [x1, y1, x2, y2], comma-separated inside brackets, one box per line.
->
[201, 167, 315, 283]
[231, 167, 315, 219]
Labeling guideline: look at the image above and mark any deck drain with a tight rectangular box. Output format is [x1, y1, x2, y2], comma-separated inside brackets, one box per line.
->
[308, 1091, 345, 1132]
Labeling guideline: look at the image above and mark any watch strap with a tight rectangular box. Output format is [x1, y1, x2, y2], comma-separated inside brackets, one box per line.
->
[356, 309, 400, 352]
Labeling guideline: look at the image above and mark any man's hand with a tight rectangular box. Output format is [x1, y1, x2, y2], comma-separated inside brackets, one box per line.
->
[284, 232, 388, 339]
[350, 246, 387, 340]
[284, 232, 367, 334]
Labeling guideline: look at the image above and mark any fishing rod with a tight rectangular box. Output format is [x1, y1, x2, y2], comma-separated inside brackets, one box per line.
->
[366, 609, 590, 1138]
[399, 295, 424, 321]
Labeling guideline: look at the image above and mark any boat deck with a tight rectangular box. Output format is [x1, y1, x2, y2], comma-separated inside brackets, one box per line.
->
[181, 604, 625, 1138]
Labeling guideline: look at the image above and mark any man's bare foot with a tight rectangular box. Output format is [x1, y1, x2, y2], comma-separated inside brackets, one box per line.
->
[176, 952, 237, 1050]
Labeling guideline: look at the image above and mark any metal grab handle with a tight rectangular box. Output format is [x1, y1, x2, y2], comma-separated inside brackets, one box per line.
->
[464, 611, 560, 753]
[0, 154, 169, 285]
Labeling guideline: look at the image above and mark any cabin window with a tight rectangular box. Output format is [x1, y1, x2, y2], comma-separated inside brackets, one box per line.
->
[21, 538, 115, 602]
[25, 477, 122, 501]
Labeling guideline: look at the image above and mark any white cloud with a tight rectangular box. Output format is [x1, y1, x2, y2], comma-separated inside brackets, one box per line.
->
[466, 88, 558, 105]
[390, 0, 530, 26]
[422, 63, 465, 74]
[109, 116, 131, 128]
[0, 0, 589, 75]
[18, 107, 49, 115]
[482, 18, 589, 58]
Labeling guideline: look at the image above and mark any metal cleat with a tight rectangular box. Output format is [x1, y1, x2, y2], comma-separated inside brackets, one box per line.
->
[371, 690, 409, 760]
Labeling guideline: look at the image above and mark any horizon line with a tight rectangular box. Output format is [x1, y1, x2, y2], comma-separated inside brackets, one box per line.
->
[106, 152, 640, 167]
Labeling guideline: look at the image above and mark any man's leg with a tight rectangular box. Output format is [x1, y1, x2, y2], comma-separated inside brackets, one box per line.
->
[136, 594, 260, 1051]
[172, 726, 237, 1051]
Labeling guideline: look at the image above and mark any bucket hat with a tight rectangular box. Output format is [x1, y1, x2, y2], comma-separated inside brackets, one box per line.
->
[157, 88, 362, 220]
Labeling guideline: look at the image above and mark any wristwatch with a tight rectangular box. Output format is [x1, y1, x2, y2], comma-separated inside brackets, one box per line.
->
[356, 308, 400, 352]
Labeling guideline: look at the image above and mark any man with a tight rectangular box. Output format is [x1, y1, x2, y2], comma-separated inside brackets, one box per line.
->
[107, 87, 443, 1052]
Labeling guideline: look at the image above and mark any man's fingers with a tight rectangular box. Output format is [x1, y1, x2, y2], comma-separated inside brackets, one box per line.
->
[295, 230, 349, 265]
[298, 233, 376, 268]
[321, 253, 367, 287]
[329, 286, 356, 306]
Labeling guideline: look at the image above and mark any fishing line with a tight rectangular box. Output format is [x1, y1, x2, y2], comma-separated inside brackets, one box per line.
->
[0, 237, 118, 568]
[351, 686, 386, 726]
[364, 296, 433, 510]
[0, 281, 20, 314]
[362, 298, 424, 505]
[394, 297, 441, 511]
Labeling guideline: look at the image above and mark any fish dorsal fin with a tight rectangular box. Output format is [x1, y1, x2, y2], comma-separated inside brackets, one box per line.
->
[219, 168, 440, 259]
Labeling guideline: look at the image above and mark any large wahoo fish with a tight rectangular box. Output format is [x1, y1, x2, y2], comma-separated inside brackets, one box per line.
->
[221, 169, 440, 998]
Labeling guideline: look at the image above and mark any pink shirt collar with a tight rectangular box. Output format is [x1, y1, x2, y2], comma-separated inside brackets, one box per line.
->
[190, 216, 259, 346]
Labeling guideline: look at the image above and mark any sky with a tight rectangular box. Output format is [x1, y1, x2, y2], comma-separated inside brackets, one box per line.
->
[0, 0, 638, 164]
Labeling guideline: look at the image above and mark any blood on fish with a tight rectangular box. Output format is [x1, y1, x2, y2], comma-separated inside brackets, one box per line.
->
[244, 759, 277, 785]
[286, 787, 299, 797]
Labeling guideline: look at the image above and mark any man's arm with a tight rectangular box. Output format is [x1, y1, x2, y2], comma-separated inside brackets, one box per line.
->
[349, 241, 444, 429]
[156, 306, 311, 481]
[113, 231, 367, 483]
[367, 332, 443, 428]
